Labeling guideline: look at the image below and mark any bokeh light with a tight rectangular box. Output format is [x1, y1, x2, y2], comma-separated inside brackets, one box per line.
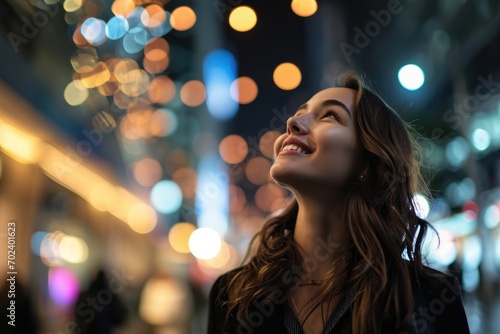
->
[219, 135, 248, 164]
[471, 128, 491, 151]
[398, 64, 425, 91]
[148, 76, 175, 104]
[273, 62, 302, 90]
[106, 16, 129, 40]
[170, 6, 197, 31]
[180, 80, 206, 107]
[111, 0, 135, 17]
[80, 62, 110, 88]
[483, 203, 500, 229]
[150, 180, 183, 214]
[230, 76, 258, 104]
[123, 27, 149, 54]
[245, 157, 271, 185]
[64, 80, 89, 106]
[133, 157, 162, 187]
[48, 267, 79, 306]
[188, 227, 221, 260]
[59, 235, 89, 263]
[168, 222, 197, 254]
[255, 183, 287, 212]
[203, 49, 238, 120]
[291, 0, 318, 17]
[229, 6, 257, 32]
[128, 203, 157, 233]
[64, 0, 83, 13]
[140, 4, 167, 28]
[259, 131, 281, 158]
[149, 108, 178, 137]
[81, 17, 107, 45]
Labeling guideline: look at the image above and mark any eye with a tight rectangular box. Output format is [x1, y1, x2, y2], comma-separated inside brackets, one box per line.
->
[322, 110, 340, 121]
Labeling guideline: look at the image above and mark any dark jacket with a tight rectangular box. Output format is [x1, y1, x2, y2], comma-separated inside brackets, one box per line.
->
[207, 267, 470, 334]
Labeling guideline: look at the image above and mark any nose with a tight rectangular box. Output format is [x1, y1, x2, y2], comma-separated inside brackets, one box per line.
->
[286, 115, 309, 135]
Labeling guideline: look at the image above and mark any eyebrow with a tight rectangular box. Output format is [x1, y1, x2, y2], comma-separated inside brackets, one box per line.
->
[295, 99, 352, 118]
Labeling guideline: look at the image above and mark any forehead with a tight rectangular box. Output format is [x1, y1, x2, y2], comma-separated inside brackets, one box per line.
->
[306, 87, 357, 112]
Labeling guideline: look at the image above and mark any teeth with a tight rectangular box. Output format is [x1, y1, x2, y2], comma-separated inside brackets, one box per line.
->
[282, 144, 307, 153]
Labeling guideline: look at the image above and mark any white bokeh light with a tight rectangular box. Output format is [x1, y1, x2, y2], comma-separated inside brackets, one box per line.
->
[398, 64, 425, 91]
[188, 227, 221, 260]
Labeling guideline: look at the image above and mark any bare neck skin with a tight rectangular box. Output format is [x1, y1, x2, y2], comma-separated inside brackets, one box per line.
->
[292, 190, 353, 280]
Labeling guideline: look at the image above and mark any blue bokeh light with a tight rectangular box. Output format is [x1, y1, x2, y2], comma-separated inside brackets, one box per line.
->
[203, 49, 238, 120]
[150, 180, 183, 214]
[106, 16, 129, 40]
[81, 17, 107, 45]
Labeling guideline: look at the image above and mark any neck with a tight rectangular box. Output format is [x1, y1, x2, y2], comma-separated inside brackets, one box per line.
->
[292, 192, 353, 279]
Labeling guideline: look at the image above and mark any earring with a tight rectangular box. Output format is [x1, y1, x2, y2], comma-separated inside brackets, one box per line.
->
[360, 175, 365, 180]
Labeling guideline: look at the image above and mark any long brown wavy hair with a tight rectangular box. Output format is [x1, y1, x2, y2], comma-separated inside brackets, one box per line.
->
[222, 72, 443, 333]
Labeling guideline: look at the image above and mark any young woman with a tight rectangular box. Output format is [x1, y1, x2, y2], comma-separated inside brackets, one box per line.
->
[207, 72, 470, 334]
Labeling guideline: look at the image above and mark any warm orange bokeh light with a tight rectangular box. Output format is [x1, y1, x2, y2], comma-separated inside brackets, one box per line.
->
[133, 157, 162, 187]
[128, 203, 157, 234]
[143, 56, 169, 74]
[291, 0, 318, 17]
[114, 59, 139, 83]
[147, 76, 175, 104]
[168, 223, 197, 254]
[80, 62, 110, 88]
[170, 6, 197, 31]
[145, 38, 169, 58]
[120, 69, 150, 97]
[273, 62, 302, 90]
[229, 6, 257, 32]
[230, 76, 258, 104]
[72, 24, 90, 48]
[111, 0, 135, 17]
[259, 131, 281, 158]
[245, 157, 271, 185]
[141, 4, 167, 28]
[149, 109, 177, 137]
[255, 183, 287, 212]
[180, 80, 206, 107]
[219, 135, 248, 164]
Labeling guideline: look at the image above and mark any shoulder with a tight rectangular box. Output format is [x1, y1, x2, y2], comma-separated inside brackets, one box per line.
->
[408, 266, 470, 334]
[209, 266, 245, 305]
[207, 266, 245, 334]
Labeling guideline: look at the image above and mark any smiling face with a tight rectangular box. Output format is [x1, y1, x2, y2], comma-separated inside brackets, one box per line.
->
[270, 87, 366, 194]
